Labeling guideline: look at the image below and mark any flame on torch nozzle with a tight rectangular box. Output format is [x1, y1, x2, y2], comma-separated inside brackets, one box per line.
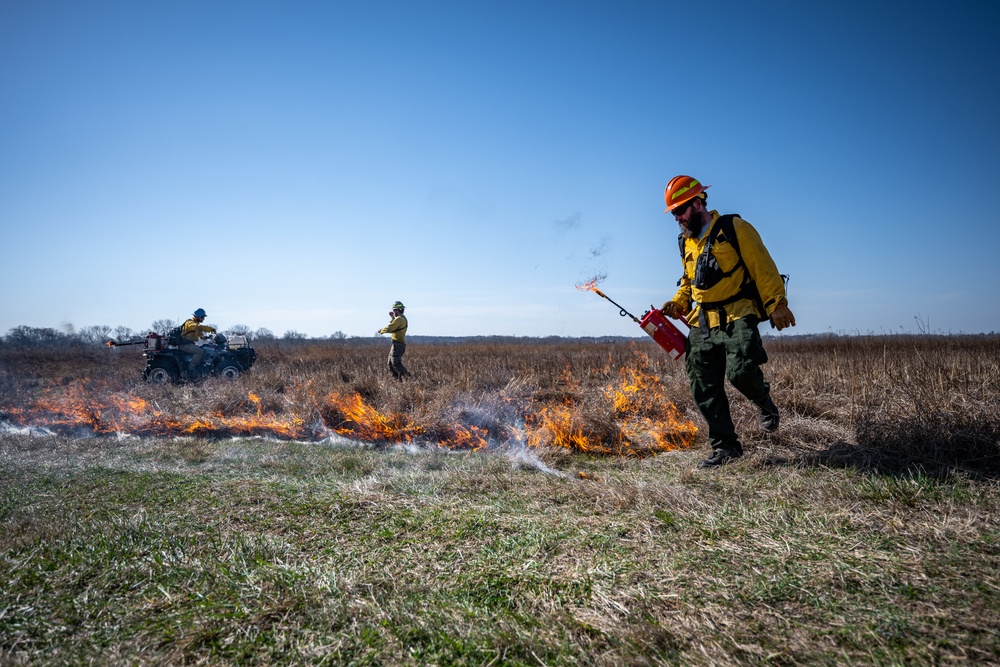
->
[575, 274, 607, 297]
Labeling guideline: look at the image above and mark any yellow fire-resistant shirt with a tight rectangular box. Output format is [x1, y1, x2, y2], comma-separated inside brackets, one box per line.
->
[379, 315, 408, 343]
[671, 211, 787, 330]
[180, 318, 216, 342]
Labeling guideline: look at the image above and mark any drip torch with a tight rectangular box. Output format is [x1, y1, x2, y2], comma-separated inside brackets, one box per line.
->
[106, 333, 162, 350]
[579, 283, 689, 360]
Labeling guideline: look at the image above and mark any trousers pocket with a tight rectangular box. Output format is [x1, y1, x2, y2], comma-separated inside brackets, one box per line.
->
[737, 320, 768, 366]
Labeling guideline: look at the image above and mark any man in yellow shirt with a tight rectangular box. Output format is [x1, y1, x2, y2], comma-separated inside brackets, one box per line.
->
[378, 301, 409, 379]
[661, 176, 795, 468]
[179, 308, 216, 376]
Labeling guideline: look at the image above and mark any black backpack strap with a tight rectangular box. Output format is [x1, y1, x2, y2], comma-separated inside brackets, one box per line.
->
[676, 233, 686, 287]
[695, 214, 768, 326]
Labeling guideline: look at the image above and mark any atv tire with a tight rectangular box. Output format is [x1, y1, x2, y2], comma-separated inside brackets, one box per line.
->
[218, 363, 242, 381]
[144, 359, 180, 384]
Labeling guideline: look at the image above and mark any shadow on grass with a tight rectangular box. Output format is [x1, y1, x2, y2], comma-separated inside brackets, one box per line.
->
[762, 415, 1000, 480]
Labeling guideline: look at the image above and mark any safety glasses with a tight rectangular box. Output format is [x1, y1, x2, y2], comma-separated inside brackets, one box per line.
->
[671, 198, 696, 218]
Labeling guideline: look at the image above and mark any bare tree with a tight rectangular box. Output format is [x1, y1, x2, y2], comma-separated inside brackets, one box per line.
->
[150, 319, 176, 335]
[113, 326, 137, 341]
[78, 325, 113, 344]
[227, 323, 252, 336]
[2, 326, 68, 347]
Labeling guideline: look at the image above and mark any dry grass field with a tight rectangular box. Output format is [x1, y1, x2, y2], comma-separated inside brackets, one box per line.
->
[1, 334, 999, 665]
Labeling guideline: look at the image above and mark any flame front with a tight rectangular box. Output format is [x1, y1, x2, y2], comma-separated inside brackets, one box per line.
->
[322, 392, 424, 442]
[3, 359, 697, 456]
[3, 384, 312, 439]
[522, 355, 697, 456]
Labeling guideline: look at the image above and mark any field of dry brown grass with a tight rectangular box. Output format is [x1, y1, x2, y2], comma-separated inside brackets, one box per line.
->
[2, 334, 998, 474]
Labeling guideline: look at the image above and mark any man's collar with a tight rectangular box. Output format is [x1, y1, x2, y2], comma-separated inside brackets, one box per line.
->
[698, 210, 721, 240]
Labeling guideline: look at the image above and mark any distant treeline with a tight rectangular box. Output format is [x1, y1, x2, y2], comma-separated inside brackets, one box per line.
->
[0, 324, 651, 349]
[2, 324, 997, 349]
[0, 323, 299, 348]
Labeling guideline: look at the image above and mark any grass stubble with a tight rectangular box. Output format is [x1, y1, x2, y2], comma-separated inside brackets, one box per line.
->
[1, 336, 999, 665]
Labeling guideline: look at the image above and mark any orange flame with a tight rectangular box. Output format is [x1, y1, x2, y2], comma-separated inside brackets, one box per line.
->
[440, 424, 491, 451]
[322, 392, 424, 442]
[525, 402, 592, 451]
[3, 383, 312, 439]
[575, 277, 606, 298]
[522, 356, 697, 456]
[2, 360, 697, 457]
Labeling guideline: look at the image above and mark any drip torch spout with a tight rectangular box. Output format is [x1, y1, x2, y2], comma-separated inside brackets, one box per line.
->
[590, 288, 640, 323]
[578, 283, 689, 360]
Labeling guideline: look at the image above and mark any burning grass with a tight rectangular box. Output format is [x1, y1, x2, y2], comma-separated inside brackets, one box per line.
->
[2, 334, 1000, 472]
[0, 343, 700, 457]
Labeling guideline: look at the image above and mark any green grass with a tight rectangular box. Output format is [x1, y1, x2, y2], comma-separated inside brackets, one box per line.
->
[3, 434, 999, 665]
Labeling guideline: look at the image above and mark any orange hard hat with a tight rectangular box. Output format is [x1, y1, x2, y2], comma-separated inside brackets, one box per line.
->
[664, 175, 710, 213]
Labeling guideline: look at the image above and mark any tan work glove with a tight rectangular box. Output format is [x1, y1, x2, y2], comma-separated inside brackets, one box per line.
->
[660, 301, 687, 320]
[769, 303, 796, 331]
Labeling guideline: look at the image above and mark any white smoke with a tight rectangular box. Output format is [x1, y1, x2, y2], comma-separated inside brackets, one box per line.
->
[0, 420, 55, 437]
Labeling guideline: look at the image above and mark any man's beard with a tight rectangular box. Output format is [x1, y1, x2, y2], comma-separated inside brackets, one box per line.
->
[678, 211, 707, 239]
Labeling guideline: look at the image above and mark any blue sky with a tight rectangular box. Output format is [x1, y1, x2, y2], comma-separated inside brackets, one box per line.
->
[2, 1, 998, 338]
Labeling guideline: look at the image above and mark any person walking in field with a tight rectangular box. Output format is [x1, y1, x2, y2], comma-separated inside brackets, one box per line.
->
[179, 307, 217, 377]
[660, 176, 795, 468]
[378, 301, 409, 379]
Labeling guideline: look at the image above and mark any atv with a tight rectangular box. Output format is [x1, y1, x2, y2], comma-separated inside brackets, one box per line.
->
[109, 331, 257, 384]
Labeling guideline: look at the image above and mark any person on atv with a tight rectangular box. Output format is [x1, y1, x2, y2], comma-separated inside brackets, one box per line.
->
[179, 308, 217, 377]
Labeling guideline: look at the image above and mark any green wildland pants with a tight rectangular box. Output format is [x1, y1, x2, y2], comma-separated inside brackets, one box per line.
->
[179, 341, 204, 371]
[388, 341, 408, 380]
[685, 315, 771, 452]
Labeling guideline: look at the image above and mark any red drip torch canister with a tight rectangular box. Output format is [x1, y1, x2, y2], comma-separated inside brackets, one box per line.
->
[638, 307, 687, 360]
[146, 332, 161, 351]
